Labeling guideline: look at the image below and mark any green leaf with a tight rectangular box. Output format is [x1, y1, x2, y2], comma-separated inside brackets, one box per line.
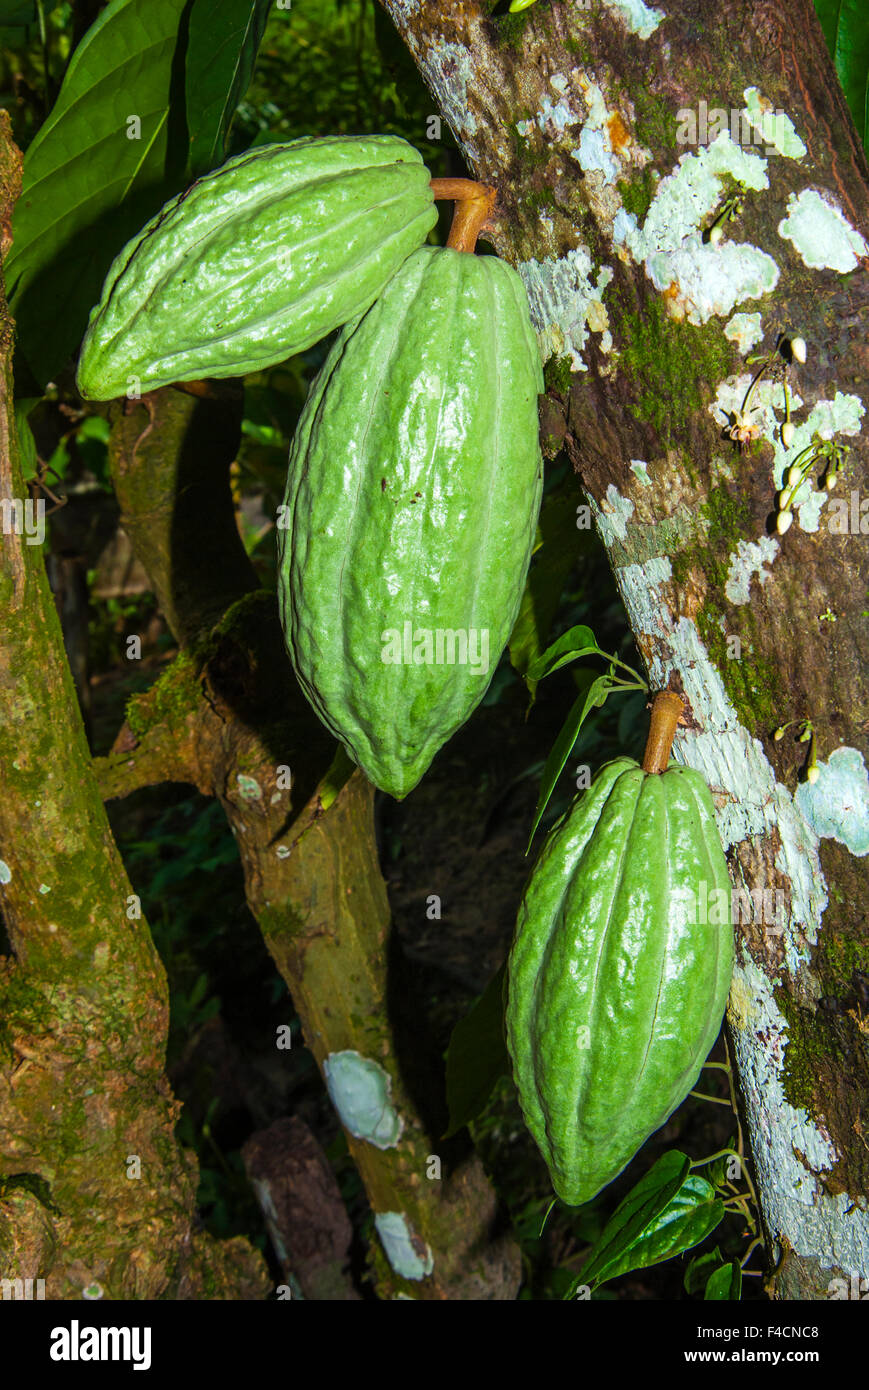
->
[13, 402, 38, 477]
[684, 1245, 725, 1295]
[576, 1151, 692, 1290]
[581, 1159, 725, 1291]
[525, 623, 600, 683]
[444, 963, 511, 1138]
[185, 0, 272, 177]
[814, 0, 869, 148]
[509, 0, 540, 10]
[508, 488, 582, 695]
[6, 0, 191, 386]
[526, 672, 610, 848]
[705, 1260, 742, 1300]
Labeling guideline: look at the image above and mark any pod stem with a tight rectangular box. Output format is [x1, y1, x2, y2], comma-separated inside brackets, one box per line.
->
[641, 691, 685, 774]
[429, 177, 497, 253]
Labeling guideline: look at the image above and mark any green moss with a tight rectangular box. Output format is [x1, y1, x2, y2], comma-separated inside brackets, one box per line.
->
[618, 296, 732, 441]
[630, 86, 679, 153]
[543, 353, 573, 396]
[777, 990, 836, 1114]
[617, 167, 655, 223]
[125, 649, 201, 739]
[701, 483, 753, 545]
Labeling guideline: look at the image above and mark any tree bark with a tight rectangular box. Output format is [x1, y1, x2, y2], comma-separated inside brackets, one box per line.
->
[381, 0, 869, 1296]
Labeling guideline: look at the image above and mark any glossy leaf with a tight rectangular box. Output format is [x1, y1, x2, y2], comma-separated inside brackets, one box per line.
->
[6, 0, 190, 385]
[577, 1151, 691, 1289]
[185, 0, 272, 177]
[579, 1152, 724, 1290]
[526, 671, 610, 847]
[684, 1245, 725, 1295]
[444, 963, 511, 1137]
[814, 0, 869, 149]
[705, 1260, 742, 1301]
[525, 623, 601, 682]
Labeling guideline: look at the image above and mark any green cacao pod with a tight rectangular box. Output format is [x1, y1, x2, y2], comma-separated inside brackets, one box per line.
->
[506, 757, 733, 1206]
[76, 135, 437, 400]
[277, 244, 543, 798]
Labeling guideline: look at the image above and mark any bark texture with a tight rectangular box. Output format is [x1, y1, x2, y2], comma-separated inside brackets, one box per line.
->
[381, 0, 869, 1296]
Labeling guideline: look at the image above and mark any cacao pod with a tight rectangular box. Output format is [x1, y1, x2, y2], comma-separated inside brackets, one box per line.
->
[506, 757, 733, 1206]
[277, 244, 543, 798]
[76, 135, 437, 400]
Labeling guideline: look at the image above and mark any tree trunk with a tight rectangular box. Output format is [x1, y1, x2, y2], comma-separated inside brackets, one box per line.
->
[381, 0, 869, 1297]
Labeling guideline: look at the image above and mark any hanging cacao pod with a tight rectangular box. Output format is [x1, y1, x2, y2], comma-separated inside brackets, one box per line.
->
[506, 755, 733, 1206]
[76, 135, 437, 399]
[277, 243, 543, 798]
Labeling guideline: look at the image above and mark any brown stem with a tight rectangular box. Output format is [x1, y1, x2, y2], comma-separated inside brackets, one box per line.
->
[641, 691, 685, 774]
[430, 176, 497, 253]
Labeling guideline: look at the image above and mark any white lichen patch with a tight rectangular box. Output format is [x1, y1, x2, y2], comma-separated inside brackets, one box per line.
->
[0, 861, 11, 884]
[323, 1050, 404, 1150]
[613, 133, 778, 322]
[630, 459, 652, 486]
[724, 312, 763, 354]
[236, 773, 262, 801]
[729, 953, 869, 1278]
[590, 483, 635, 544]
[374, 1212, 434, 1281]
[796, 748, 869, 857]
[602, 0, 665, 39]
[742, 89, 807, 159]
[778, 189, 869, 272]
[724, 536, 779, 604]
[571, 79, 621, 184]
[518, 247, 613, 370]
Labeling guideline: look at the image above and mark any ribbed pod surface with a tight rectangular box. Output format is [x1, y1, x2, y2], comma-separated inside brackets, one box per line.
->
[506, 758, 734, 1205]
[278, 244, 544, 798]
[77, 135, 437, 399]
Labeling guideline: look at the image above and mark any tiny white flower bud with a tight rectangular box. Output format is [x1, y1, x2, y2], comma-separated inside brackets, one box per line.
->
[787, 465, 802, 487]
[806, 764, 820, 785]
[776, 509, 793, 534]
[781, 422, 795, 448]
[790, 336, 807, 364]
[709, 223, 724, 246]
[825, 471, 838, 490]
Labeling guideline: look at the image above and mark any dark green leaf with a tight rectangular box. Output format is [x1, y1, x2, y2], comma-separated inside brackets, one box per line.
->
[526, 672, 610, 848]
[525, 623, 601, 682]
[684, 1245, 724, 1295]
[586, 1175, 723, 1288]
[705, 1260, 742, 1301]
[6, 0, 191, 385]
[185, 0, 272, 177]
[578, 1151, 691, 1289]
[444, 963, 511, 1137]
[814, 0, 869, 148]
